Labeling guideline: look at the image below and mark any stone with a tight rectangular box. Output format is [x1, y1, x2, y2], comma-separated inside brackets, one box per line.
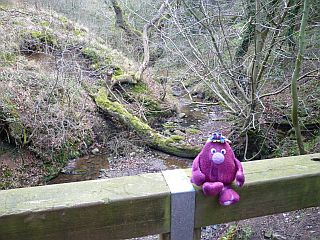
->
[129, 152, 136, 157]
[264, 230, 273, 239]
[91, 148, 99, 155]
[163, 130, 171, 136]
[173, 130, 185, 136]
[178, 113, 186, 118]
[273, 233, 287, 240]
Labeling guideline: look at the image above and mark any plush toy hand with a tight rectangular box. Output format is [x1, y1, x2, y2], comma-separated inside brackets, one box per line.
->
[191, 170, 206, 186]
[235, 171, 245, 187]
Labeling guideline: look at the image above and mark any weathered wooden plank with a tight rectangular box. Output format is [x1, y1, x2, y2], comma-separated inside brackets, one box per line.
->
[1, 154, 320, 240]
[189, 153, 320, 227]
[0, 173, 171, 240]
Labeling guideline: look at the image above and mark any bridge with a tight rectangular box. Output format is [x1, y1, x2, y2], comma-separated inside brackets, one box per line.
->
[1, 153, 320, 239]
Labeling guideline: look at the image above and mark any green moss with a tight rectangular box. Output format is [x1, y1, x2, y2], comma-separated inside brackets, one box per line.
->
[163, 122, 176, 129]
[0, 3, 11, 9]
[113, 67, 124, 76]
[2, 99, 28, 145]
[186, 128, 200, 134]
[127, 84, 160, 113]
[144, 98, 161, 112]
[9, 122, 28, 145]
[134, 71, 141, 80]
[220, 224, 237, 240]
[40, 20, 50, 27]
[55, 147, 78, 164]
[43, 164, 61, 182]
[131, 82, 148, 94]
[2, 167, 13, 178]
[0, 165, 15, 189]
[220, 224, 253, 240]
[82, 47, 99, 62]
[111, 74, 132, 81]
[29, 30, 57, 47]
[123, 81, 173, 119]
[74, 27, 85, 37]
[0, 52, 17, 66]
[81, 46, 112, 70]
[0, 181, 13, 190]
[168, 135, 185, 142]
[95, 88, 200, 158]
[105, 56, 112, 65]
[12, 20, 24, 26]
[95, 88, 154, 134]
[271, 129, 318, 158]
[58, 16, 68, 24]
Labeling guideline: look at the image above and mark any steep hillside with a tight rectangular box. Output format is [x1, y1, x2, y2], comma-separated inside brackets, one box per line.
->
[0, 5, 175, 187]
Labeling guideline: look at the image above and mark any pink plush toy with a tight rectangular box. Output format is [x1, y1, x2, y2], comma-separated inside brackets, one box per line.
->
[191, 133, 245, 206]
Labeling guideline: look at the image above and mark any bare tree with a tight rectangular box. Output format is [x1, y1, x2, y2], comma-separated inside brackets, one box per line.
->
[108, 0, 173, 80]
[290, 0, 310, 155]
[154, 0, 315, 159]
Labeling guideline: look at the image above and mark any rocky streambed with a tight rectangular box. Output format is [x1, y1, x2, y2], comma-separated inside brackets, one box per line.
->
[49, 92, 225, 184]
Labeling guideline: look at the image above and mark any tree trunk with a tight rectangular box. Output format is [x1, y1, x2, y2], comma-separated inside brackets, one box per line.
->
[108, 0, 142, 40]
[286, 0, 301, 51]
[234, 0, 255, 62]
[95, 88, 201, 158]
[291, 0, 309, 154]
[137, 0, 172, 80]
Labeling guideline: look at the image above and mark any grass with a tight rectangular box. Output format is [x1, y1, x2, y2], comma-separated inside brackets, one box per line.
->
[220, 224, 253, 240]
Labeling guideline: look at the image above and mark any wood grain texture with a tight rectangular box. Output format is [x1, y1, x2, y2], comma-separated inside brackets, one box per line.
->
[186, 153, 320, 227]
[0, 173, 171, 240]
[0, 154, 320, 239]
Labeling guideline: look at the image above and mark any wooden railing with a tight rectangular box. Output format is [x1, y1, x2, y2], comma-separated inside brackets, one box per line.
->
[1, 153, 320, 240]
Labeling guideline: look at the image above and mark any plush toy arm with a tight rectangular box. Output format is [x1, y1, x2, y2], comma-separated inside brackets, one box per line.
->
[191, 156, 206, 186]
[234, 158, 245, 187]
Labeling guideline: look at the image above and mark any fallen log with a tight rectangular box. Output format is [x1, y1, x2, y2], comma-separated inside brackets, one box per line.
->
[95, 87, 201, 158]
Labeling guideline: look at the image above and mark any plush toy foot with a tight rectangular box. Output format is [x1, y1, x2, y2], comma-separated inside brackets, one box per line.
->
[219, 187, 240, 206]
[202, 182, 224, 197]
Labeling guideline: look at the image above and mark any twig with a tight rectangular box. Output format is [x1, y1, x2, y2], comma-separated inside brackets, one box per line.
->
[259, 68, 320, 99]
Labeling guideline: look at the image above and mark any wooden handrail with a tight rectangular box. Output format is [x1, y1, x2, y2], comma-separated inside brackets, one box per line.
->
[1, 153, 320, 240]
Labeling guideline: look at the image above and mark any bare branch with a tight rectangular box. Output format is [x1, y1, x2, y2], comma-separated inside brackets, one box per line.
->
[259, 69, 320, 99]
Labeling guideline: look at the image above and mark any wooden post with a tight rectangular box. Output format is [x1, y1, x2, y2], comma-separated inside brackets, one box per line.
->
[159, 233, 170, 240]
[159, 228, 201, 240]
[193, 228, 201, 240]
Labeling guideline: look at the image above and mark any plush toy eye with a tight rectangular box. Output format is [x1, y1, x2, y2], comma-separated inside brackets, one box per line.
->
[210, 148, 216, 154]
[221, 149, 226, 155]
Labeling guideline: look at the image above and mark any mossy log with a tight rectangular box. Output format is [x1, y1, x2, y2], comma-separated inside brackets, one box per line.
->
[110, 74, 137, 88]
[95, 88, 200, 158]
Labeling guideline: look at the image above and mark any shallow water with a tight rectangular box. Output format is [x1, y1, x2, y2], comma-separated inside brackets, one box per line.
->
[48, 152, 193, 184]
[48, 155, 110, 184]
[49, 95, 224, 184]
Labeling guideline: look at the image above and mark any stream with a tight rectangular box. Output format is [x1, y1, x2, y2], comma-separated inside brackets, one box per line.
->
[49, 93, 227, 185]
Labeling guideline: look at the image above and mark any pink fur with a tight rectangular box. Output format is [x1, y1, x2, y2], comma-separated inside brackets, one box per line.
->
[191, 139, 245, 206]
